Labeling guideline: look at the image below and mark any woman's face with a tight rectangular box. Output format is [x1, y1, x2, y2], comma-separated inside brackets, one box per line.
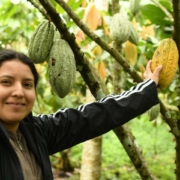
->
[0, 59, 36, 132]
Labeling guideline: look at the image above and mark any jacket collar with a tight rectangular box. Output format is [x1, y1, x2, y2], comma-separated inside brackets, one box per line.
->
[0, 121, 9, 142]
[0, 112, 33, 141]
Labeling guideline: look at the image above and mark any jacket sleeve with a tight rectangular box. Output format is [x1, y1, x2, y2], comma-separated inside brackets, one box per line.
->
[34, 79, 159, 154]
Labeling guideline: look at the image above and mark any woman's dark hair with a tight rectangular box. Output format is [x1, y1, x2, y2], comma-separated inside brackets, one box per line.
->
[0, 49, 39, 87]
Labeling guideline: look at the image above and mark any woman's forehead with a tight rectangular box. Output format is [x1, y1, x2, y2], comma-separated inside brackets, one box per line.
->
[0, 59, 34, 78]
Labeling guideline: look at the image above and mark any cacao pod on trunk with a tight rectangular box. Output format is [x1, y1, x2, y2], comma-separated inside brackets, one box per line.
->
[48, 39, 76, 98]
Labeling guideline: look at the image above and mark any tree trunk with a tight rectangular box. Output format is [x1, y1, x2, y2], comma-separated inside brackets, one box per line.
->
[80, 136, 102, 180]
[80, 89, 102, 180]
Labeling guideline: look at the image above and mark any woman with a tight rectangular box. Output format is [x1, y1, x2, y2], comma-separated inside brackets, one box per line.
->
[0, 49, 162, 180]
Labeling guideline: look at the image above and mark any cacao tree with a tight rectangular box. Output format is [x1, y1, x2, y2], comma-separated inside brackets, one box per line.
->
[1, 0, 180, 179]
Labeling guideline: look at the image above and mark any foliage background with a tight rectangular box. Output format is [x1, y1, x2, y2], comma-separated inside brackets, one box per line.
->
[0, 0, 177, 179]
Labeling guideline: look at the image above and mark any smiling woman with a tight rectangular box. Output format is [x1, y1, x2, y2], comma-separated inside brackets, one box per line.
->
[0, 49, 162, 180]
[0, 59, 36, 132]
[0, 50, 39, 133]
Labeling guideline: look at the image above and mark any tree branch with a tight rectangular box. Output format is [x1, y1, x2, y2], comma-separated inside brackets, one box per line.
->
[53, 0, 179, 139]
[172, 1, 180, 178]
[27, 0, 50, 20]
[55, 0, 142, 83]
[111, 1, 156, 179]
[38, 0, 106, 100]
[33, 0, 180, 178]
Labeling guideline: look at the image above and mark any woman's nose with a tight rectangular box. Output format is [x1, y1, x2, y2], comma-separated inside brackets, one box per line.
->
[11, 83, 24, 97]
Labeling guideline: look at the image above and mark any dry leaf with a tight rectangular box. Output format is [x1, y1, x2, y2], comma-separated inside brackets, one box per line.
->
[124, 41, 138, 66]
[92, 46, 106, 79]
[92, 46, 102, 56]
[83, 3, 102, 30]
[98, 61, 106, 79]
[102, 19, 110, 36]
[131, 18, 139, 31]
[139, 63, 146, 77]
[141, 20, 155, 40]
[81, 0, 87, 7]
[76, 30, 85, 44]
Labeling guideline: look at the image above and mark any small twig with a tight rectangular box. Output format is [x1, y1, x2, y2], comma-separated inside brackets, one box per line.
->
[27, 0, 50, 20]
[38, 0, 105, 99]
[54, 0, 179, 133]
[55, 0, 142, 83]
[151, 0, 173, 22]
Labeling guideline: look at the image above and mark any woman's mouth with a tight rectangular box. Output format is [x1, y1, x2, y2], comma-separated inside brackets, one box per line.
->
[6, 102, 25, 107]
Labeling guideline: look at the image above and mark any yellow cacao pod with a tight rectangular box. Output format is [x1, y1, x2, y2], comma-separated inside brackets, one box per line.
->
[48, 39, 76, 98]
[151, 38, 179, 88]
[28, 20, 55, 64]
[110, 13, 130, 45]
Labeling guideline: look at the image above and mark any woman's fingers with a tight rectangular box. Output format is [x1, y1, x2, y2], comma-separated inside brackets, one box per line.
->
[143, 60, 162, 85]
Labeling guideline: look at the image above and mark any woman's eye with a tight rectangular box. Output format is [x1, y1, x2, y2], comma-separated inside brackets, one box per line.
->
[1, 80, 11, 85]
[24, 83, 33, 88]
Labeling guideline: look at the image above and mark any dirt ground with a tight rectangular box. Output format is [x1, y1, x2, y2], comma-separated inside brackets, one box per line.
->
[52, 168, 80, 180]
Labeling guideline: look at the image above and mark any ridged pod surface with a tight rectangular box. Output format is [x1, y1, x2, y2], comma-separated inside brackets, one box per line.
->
[129, 0, 140, 16]
[48, 39, 76, 98]
[110, 13, 130, 45]
[53, 30, 61, 41]
[28, 20, 55, 64]
[127, 21, 139, 45]
[151, 38, 179, 88]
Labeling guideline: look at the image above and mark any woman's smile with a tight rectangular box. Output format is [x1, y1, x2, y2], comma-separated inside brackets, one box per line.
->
[6, 102, 26, 108]
[0, 59, 36, 132]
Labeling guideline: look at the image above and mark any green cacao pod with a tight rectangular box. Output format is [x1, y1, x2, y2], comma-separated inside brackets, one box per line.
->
[48, 39, 76, 98]
[110, 13, 131, 45]
[127, 21, 139, 45]
[28, 20, 55, 64]
[53, 29, 61, 41]
[148, 104, 160, 121]
[129, 0, 140, 16]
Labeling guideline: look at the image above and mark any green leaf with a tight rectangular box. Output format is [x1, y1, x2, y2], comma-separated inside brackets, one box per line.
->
[159, 0, 172, 12]
[68, 0, 84, 11]
[141, 4, 166, 24]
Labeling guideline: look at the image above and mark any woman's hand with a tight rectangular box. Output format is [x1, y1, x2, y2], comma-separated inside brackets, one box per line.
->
[143, 60, 162, 86]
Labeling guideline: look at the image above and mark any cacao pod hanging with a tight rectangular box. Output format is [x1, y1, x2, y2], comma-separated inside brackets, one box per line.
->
[127, 21, 139, 46]
[28, 20, 55, 64]
[151, 38, 179, 88]
[53, 29, 61, 41]
[148, 104, 160, 121]
[110, 13, 131, 45]
[129, 0, 140, 16]
[48, 39, 76, 98]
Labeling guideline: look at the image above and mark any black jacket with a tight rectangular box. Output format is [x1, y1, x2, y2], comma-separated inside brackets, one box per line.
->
[0, 79, 159, 180]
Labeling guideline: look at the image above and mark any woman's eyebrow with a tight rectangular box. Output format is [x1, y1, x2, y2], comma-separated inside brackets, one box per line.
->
[0, 75, 13, 78]
[0, 75, 34, 81]
[23, 78, 34, 81]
